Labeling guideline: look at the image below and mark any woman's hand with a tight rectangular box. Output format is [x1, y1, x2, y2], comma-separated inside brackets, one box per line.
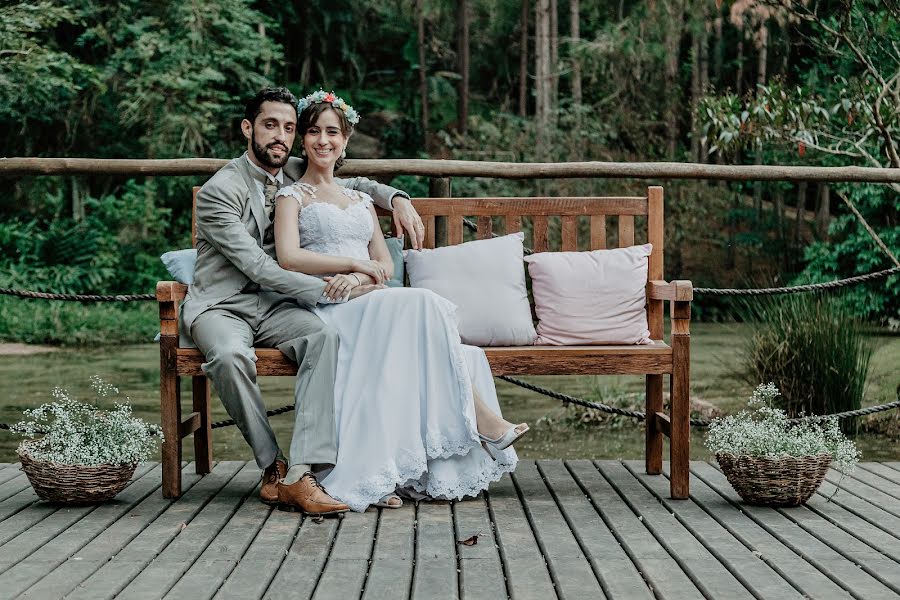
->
[350, 259, 388, 284]
[322, 273, 360, 301]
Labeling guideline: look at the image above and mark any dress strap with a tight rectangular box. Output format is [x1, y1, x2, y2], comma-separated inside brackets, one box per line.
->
[276, 182, 317, 211]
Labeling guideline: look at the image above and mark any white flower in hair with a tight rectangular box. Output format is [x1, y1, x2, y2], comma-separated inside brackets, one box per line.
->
[297, 89, 361, 125]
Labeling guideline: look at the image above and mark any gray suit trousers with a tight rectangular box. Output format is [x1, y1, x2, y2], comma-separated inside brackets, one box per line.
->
[189, 293, 338, 469]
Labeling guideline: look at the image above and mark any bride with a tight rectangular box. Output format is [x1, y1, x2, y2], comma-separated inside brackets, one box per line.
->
[272, 91, 528, 512]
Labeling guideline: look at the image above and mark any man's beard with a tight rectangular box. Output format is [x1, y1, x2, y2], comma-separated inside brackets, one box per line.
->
[250, 131, 290, 169]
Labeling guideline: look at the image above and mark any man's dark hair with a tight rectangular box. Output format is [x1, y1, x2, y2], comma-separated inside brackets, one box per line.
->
[244, 87, 298, 123]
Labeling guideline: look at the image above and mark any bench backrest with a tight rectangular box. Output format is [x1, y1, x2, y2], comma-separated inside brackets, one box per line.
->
[191, 185, 665, 338]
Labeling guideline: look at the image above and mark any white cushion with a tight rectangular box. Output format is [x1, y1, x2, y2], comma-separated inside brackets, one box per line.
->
[524, 244, 653, 345]
[404, 232, 536, 346]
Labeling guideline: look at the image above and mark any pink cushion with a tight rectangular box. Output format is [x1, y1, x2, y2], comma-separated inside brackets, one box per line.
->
[524, 244, 653, 345]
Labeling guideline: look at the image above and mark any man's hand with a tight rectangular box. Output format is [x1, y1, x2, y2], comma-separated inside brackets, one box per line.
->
[392, 196, 426, 250]
[348, 283, 386, 300]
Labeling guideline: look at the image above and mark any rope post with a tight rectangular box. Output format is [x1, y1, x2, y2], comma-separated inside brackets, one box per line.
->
[669, 282, 693, 499]
[429, 177, 451, 247]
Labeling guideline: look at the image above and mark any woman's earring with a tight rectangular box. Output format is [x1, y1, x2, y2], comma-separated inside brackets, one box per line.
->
[300, 148, 307, 158]
[341, 148, 347, 160]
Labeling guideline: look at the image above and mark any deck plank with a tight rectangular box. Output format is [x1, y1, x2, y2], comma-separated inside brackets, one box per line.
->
[842, 466, 900, 501]
[0, 473, 34, 508]
[19, 463, 203, 600]
[621, 460, 803, 599]
[824, 469, 900, 519]
[411, 501, 458, 600]
[362, 504, 415, 600]
[0, 463, 159, 596]
[542, 461, 652, 600]
[213, 508, 302, 600]
[165, 480, 272, 600]
[118, 462, 262, 599]
[513, 461, 606, 599]
[453, 494, 507, 600]
[599, 461, 757, 600]
[311, 509, 377, 600]
[65, 461, 245, 600]
[857, 462, 900, 486]
[568, 461, 704, 600]
[263, 513, 339, 600]
[0, 466, 21, 486]
[693, 461, 900, 599]
[487, 473, 556, 600]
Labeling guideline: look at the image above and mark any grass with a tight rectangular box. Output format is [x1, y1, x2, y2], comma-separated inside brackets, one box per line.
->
[0, 322, 897, 462]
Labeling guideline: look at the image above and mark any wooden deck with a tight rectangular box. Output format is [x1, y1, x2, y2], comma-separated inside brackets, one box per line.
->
[1, 460, 899, 599]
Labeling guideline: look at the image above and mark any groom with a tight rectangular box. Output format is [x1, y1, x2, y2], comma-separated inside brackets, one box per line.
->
[181, 87, 425, 515]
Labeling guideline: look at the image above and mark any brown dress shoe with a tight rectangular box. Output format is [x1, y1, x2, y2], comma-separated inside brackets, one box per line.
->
[259, 458, 288, 505]
[277, 472, 350, 515]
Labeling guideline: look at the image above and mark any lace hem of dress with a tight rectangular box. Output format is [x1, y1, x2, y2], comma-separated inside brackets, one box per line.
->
[337, 446, 517, 512]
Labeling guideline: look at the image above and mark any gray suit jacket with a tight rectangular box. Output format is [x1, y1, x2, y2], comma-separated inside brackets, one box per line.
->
[180, 155, 406, 334]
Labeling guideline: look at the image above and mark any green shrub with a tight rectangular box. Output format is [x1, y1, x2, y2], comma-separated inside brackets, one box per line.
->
[742, 293, 872, 431]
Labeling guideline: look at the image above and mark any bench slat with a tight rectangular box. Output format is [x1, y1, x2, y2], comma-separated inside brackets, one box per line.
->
[561, 216, 577, 251]
[590, 215, 606, 249]
[175, 343, 672, 377]
[411, 197, 649, 216]
[618, 215, 635, 247]
[477, 216, 493, 240]
[533, 216, 549, 252]
[448, 216, 463, 245]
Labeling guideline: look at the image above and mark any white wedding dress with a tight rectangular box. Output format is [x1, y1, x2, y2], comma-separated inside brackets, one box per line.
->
[278, 182, 517, 512]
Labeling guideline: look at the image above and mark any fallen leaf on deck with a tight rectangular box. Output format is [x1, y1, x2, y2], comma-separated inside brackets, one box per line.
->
[457, 534, 480, 546]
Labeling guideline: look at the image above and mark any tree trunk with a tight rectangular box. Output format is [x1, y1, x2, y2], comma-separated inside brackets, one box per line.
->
[736, 39, 744, 97]
[663, 0, 685, 160]
[550, 0, 558, 126]
[301, 3, 312, 87]
[753, 25, 768, 218]
[699, 1, 709, 161]
[690, 30, 701, 163]
[417, 0, 429, 149]
[457, 0, 470, 134]
[535, 0, 551, 150]
[570, 0, 581, 154]
[816, 184, 831, 239]
[713, 10, 723, 88]
[519, 0, 529, 117]
[795, 181, 807, 244]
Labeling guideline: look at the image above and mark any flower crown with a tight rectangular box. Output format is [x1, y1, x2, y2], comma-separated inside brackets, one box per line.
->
[297, 90, 360, 125]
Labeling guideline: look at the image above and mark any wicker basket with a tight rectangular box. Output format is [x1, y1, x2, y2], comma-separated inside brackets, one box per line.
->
[716, 453, 832, 507]
[18, 449, 136, 504]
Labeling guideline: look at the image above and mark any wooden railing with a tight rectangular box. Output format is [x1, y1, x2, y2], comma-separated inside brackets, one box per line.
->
[1, 157, 899, 184]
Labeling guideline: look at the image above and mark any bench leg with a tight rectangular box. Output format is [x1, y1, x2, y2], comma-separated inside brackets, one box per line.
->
[669, 321, 691, 499]
[193, 375, 212, 475]
[645, 374, 663, 475]
[160, 336, 182, 498]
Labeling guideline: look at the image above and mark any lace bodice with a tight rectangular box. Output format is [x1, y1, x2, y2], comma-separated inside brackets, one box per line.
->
[276, 182, 374, 261]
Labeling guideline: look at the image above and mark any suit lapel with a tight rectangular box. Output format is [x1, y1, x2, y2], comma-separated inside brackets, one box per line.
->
[236, 158, 267, 243]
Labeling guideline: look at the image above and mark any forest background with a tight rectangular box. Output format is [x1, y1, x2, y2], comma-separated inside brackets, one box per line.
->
[0, 0, 897, 344]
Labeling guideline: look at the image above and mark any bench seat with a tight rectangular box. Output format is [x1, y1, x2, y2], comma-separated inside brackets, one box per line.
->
[175, 342, 673, 376]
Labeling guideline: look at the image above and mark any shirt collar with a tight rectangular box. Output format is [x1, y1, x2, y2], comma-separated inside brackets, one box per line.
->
[243, 152, 284, 185]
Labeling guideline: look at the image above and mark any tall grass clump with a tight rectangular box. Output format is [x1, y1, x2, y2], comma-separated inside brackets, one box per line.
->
[742, 294, 872, 432]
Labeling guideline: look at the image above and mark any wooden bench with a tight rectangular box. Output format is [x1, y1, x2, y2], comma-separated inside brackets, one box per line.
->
[157, 185, 693, 499]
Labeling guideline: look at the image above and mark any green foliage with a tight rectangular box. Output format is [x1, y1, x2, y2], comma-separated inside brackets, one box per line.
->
[741, 294, 873, 432]
[797, 184, 899, 323]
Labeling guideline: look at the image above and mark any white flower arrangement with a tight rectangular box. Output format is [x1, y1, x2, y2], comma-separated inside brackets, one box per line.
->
[12, 376, 164, 466]
[705, 383, 860, 473]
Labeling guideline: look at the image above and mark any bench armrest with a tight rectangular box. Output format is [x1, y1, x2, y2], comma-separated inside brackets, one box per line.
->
[646, 280, 693, 302]
[157, 281, 188, 302]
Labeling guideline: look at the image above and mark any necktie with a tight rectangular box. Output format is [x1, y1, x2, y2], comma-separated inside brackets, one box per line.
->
[264, 180, 278, 222]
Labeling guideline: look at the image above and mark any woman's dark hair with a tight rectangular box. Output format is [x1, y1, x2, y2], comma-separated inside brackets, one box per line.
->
[297, 103, 354, 172]
[244, 87, 298, 123]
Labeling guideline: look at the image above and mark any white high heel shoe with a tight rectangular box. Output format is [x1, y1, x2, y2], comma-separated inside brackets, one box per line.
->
[479, 423, 529, 460]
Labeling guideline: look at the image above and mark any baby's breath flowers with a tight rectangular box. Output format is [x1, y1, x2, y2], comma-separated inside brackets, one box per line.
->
[13, 376, 163, 466]
[705, 383, 860, 473]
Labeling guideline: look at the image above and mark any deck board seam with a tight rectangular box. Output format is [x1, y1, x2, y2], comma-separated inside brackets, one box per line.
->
[801, 488, 900, 559]
[621, 461, 809, 600]
[19, 464, 204, 600]
[357, 506, 382, 600]
[306, 513, 344, 600]
[482, 491, 514, 600]
[407, 500, 419, 600]
[450, 499, 463, 600]
[509, 470, 563, 600]
[840, 469, 900, 502]
[594, 460, 727, 600]
[564, 462, 663, 598]
[690, 465, 891, 600]
[0, 462, 157, 576]
[84, 461, 243, 599]
[535, 461, 610, 599]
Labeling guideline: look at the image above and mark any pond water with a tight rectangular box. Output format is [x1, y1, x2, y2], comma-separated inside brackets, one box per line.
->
[1, 326, 897, 463]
